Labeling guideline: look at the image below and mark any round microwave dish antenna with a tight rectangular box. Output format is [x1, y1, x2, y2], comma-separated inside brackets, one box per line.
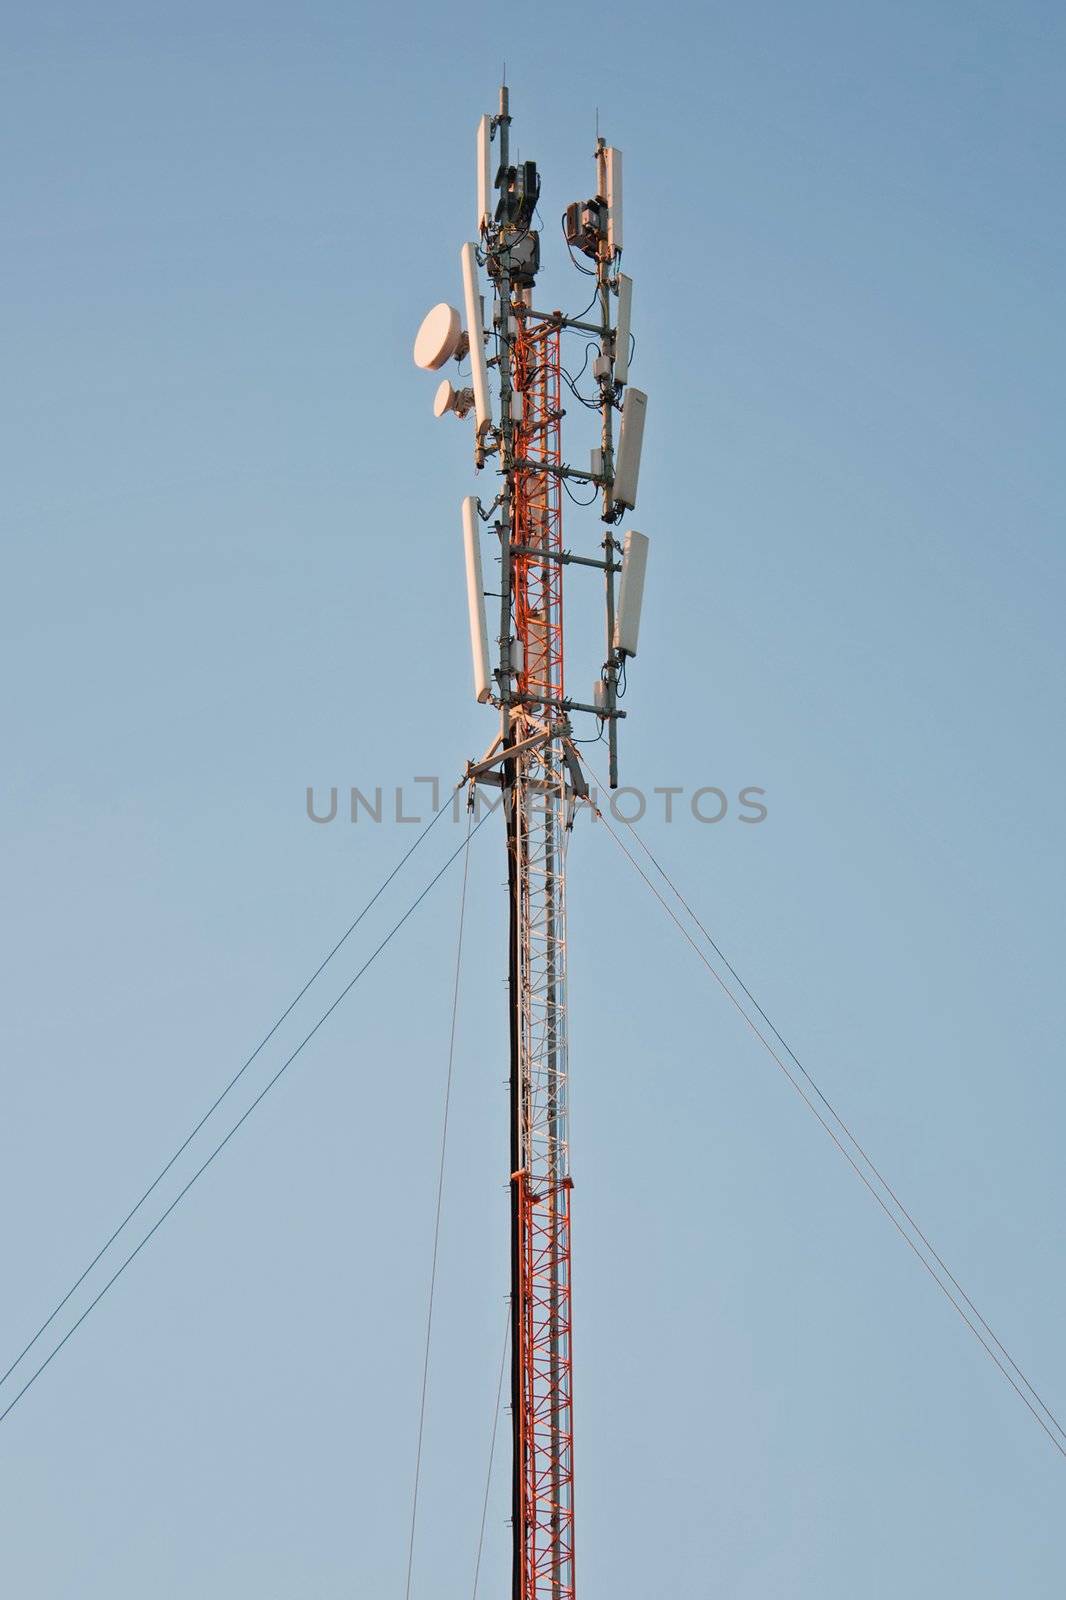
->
[434, 379, 458, 417]
[414, 303, 463, 370]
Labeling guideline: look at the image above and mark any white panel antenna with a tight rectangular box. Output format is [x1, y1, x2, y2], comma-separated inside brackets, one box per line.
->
[612, 387, 647, 511]
[614, 272, 632, 386]
[477, 114, 493, 233]
[460, 242, 493, 435]
[614, 529, 649, 657]
[461, 496, 493, 703]
[606, 146, 623, 255]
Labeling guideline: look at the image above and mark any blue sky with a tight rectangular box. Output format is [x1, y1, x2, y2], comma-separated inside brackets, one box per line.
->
[2, 2, 1064, 1595]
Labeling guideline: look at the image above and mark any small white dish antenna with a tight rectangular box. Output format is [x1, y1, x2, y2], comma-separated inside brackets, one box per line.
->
[434, 379, 474, 419]
[413, 303, 465, 370]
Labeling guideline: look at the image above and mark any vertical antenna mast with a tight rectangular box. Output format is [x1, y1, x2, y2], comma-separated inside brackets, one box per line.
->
[412, 84, 651, 1600]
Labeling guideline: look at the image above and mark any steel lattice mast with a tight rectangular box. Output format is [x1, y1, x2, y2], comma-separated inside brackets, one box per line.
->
[510, 307, 574, 1598]
[414, 84, 650, 1600]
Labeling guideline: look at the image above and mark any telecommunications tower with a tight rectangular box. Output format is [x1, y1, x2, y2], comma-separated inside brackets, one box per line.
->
[413, 85, 650, 1600]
